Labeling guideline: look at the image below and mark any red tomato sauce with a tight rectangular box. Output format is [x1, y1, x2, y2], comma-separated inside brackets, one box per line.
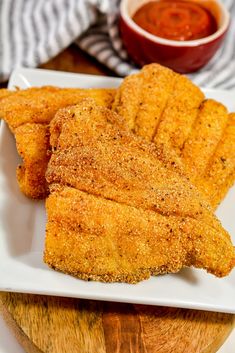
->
[132, 0, 217, 41]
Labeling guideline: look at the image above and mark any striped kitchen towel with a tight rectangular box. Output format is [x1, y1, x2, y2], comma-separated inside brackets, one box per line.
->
[0, 0, 235, 89]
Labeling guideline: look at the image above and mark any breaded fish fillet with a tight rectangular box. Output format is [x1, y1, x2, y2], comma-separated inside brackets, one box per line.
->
[0, 86, 115, 198]
[15, 123, 50, 198]
[0, 88, 15, 101]
[44, 100, 235, 283]
[0, 86, 115, 131]
[154, 74, 205, 153]
[200, 113, 235, 206]
[182, 99, 228, 178]
[113, 64, 235, 208]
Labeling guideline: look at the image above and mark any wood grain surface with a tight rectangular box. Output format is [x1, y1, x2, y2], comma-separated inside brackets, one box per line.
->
[0, 293, 234, 353]
[0, 45, 234, 353]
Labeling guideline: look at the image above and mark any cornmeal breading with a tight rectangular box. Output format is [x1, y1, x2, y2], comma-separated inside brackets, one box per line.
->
[113, 74, 142, 131]
[182, 99, 228, 175]
[113, 64, 177, 140]
[133, 65, 176, 140]
[44, 100, 235, 283]
[153, 74, 205, 152]
[201, 113, 235, 206]
[113, 64, 235, 209]
[0, 88, 15, 101]
[15, 123, 50, 198]
[1, 64, 235, 207]
[0, 86, 115, 198]
[0, 86, 115, 131]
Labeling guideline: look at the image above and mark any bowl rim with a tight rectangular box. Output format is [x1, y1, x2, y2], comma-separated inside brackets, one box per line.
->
[120, 0, 230, 47]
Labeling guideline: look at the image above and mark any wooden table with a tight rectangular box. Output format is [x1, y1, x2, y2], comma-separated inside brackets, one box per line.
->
[0, 45, 234, 353]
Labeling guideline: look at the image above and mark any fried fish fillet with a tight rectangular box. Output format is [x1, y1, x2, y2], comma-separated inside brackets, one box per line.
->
[0, 86, 115, 198]
[0, 86, 116, 131]
[0, 88, 15, 101]
[200, 113, 235, 206]
[44, 99, 235, 283]
[181, 99, 228, 178]
[15, 123, 50, 197]
[113, 64, 235, 209]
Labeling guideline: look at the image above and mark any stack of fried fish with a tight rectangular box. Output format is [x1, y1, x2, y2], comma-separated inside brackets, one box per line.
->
[0, 64, 234, 283]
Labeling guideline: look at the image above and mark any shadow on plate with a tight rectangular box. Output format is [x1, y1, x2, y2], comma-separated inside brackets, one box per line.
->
[173, 268, 199, 285]
[17, 252, 49, 270]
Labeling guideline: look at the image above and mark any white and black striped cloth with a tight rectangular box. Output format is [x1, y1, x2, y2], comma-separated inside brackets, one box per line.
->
[0, 0, 235, 88]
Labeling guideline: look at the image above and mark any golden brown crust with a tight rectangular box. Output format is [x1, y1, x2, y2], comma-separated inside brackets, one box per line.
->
[134, 65, 176, 141]
[0, 86, 116, 198]
[0, 88, 15, 102]
[44, 187, 190, 284]
[182, 99, 228, 178]
[47, 101, 211, 220]
[44, 100, 234, 283]
[153, 73, 204, 152]
[44, 186, 234, 283]
[0, 86, 115, 131]
[15, 123, 50, 198]
[200, 113, 235, 207]
[113, 64, 235, 209]
[112, 74, 142, 131]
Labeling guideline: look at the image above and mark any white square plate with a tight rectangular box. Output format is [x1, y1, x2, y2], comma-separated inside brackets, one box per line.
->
[0, 68, 234, 313]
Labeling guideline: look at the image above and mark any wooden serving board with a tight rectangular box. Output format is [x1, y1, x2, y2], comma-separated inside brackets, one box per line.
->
[0, 292, 234, 353]
[0, 46, 234, 353]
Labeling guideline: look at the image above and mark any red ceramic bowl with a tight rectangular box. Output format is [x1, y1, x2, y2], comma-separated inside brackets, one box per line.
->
[120, 0, 230, 73]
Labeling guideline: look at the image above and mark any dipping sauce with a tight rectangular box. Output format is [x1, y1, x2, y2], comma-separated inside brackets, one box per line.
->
[132, 0, 218, 41]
